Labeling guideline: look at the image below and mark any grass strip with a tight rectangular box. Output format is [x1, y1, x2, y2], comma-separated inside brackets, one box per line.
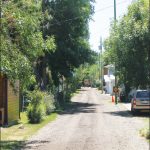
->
[139, 118, 150, 141]
[0, 112, 57, 150]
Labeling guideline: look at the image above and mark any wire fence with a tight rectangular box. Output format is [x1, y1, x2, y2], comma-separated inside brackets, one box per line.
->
[22, 96, 31, 112]
[21, 94, 56, 112]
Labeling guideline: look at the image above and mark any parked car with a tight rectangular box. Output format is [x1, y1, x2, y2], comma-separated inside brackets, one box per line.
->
[131, 90, 150, 114]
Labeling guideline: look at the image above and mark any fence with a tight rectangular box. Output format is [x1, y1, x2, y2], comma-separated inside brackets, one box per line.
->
[22, 96, 31, 112]
[22, 94, 56, 112]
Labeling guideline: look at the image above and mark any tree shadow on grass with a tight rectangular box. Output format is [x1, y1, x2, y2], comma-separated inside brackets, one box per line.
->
[58, 102, 100, 115]
[103, 110, 150, 118]
[0, 140, 50, 150]
[0, 141, 25, 150]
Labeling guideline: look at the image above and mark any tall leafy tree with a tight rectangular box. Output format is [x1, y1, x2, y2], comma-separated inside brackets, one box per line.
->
[1, 0, 55, 90]
[104, 0, 149, 92]
[41, 0, 95, 85]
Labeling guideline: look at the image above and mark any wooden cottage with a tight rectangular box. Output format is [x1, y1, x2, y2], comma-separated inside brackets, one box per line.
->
[0, 74, 20, 126]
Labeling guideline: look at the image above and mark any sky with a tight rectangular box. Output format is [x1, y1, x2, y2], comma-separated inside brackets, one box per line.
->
[89, 0, 133, 52]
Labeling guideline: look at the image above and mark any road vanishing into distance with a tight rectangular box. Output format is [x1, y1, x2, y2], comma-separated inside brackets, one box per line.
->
[23, 88, 149, 150]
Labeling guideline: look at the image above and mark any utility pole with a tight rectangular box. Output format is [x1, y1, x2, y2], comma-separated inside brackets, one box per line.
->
[98, 50, 100, 88]
[114, 0, 118, 104]
[114, 0, 116, 21]
[99, 37, 103, 93]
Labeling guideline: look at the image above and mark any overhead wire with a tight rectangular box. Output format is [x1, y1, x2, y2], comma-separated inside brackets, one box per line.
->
[94, 0, 132, 13]
[48, 0, 132, 26]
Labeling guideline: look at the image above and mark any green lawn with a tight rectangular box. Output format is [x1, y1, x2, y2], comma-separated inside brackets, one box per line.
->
[0, 112, 57, 150]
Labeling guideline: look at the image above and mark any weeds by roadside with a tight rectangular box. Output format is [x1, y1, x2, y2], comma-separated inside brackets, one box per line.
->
[139, 118, 150, 141]
[140, 128, 150, 140]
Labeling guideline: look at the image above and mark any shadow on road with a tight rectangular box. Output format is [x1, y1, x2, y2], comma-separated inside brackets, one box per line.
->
[103, 110, 132, 118]
[59, 102, 99, 115]
[103, 110, 150, 118]
[23, 140, 50, 150]
[132, 112, 150, 118]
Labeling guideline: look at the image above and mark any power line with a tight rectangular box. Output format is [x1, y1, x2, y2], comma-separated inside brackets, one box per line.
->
[95, 0, 131, 13]
[48, 0, 132, 26]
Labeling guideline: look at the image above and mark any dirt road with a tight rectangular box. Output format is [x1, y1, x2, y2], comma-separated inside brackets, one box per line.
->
[23, 88, 149, 150]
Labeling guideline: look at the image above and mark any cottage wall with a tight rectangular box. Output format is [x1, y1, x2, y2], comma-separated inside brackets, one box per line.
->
[7, 80, 19, 124]
[0, 75, 3, 108]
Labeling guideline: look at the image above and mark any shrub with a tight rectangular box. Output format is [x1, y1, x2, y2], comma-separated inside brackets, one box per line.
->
[95, 80, 101, 88]
[27, 103, 45, 123]
[44, 93, 55, 115]
[140, 128, 150, 140]
[27, 90, 46, 123]
[65, 90, 72, 102]
[145, 130, 150, 139]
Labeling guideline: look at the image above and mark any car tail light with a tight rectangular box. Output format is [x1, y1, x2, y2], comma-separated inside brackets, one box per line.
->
[133, 99, 136, 105]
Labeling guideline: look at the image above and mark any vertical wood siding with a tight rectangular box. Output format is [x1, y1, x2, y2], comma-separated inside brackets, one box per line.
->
[0, 75, 3, 108]
[7, 80, 19, 123]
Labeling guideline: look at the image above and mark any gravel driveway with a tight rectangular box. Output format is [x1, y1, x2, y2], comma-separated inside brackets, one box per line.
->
[23, 88, 149, 150]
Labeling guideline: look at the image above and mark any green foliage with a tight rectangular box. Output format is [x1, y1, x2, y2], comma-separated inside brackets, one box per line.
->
[95, 80, 101, 88]
[1, 0, 55, 91]
[44, 93, 55, 115]
[42, 0, 96, 85]
[64, 88, 72, 102]
[27, 103, 45, 123]
[23, 75, 37, 92]
[27, 90, 46, 123]
[140, 127, 150, 139]
[146, 131, 150, 139]
[26, 90, 56, 123]
[73, 60, 100, 87]
[1, 0, 96, 109]
[62, 60, 100, 103]
[103, 0, 149, 89]
[62, 80, 79, 105]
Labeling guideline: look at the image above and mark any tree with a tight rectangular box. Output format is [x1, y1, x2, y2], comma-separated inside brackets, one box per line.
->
[1, 0, 55, 91]
[103, 0, 150, 92]
[41, 0, 95, 86]
[1, 0, 96, 95]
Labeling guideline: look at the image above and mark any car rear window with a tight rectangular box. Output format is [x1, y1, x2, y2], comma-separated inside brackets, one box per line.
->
[136, 91, 150, 98]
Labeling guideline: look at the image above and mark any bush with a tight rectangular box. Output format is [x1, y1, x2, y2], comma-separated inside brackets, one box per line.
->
[140, 128, 150, 140]
[145, 130, 150, 139]
[27, 103, 45, 123]
[44, 93, 55, 115]
[65, 89, 72, 102]
[95, 80, 101, 88]
[27, 90, 46, 123]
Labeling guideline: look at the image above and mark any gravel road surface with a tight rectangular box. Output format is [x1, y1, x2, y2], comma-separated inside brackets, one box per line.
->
[23, 88, 149, 150]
